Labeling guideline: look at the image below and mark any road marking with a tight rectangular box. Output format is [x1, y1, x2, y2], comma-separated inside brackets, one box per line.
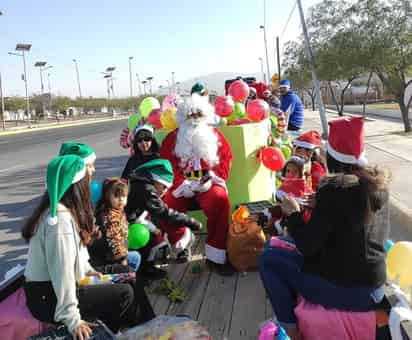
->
[0, 141, 9, 145]
[0, 164, 23, 174]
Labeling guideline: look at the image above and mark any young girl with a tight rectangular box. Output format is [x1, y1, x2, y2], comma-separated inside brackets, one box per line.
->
[121, 125, 160, 181]
[88, 178, 141, 272]
[22, 155, 154, 338]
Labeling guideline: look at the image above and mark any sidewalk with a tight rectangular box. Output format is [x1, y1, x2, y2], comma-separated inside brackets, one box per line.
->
[0, 113, 128, 136]
[304, 110, 412, 239]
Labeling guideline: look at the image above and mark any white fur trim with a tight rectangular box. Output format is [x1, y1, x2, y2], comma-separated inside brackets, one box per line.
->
[72, 166, 86, 184]
[47, 216, 58, 225]
[327, 143, 368, 166]
[83, 152, 96, 165]
[205, 244, 226, 264]
[275, 189, 304, 203]
[293, 140, 317, 150]
[151, 174, 173, 188]
[174, 227, 194, 251]
[135, 124, 154, 135]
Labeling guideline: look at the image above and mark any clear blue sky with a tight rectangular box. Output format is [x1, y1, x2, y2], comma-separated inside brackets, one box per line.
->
[0, 0, 319, 98]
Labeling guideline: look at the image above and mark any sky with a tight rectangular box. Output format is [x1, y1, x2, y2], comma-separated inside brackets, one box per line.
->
[0, 0, 320, 98]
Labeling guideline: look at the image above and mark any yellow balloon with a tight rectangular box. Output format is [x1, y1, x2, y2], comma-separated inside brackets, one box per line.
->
[160, 108, 178, 132]
[387, 241, 412, 288]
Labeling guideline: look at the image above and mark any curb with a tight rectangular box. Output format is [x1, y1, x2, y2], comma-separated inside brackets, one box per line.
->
[389, 196, 412, 234]
[0, 115, 128, 137]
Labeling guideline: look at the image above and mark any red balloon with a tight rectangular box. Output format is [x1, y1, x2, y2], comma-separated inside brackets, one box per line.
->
[247, 99, 269, 122]
[228, 80, 250, 102]
[147, 109, 162, 129]
[214, 96, 234, 117]
[260, 147, 285, 171]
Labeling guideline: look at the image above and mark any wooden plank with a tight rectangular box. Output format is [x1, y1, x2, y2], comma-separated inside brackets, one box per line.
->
[197, 270, 238, 339]
[149, 236, 202, 314]
[229, 271, 267, 340]
[167, 235, 211, 319]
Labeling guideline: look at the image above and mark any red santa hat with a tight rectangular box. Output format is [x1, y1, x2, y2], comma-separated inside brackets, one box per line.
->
[293, 130, 322, 150]
[326, 116, 367, 166]
[276, 178, 311, 201]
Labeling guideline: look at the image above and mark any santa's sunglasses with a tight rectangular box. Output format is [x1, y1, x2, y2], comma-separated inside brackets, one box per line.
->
[136, 136, 152, 143]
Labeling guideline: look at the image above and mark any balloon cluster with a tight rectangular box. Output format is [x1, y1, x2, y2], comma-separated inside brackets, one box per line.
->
[127, 95, 178, 133]
[214, 80, 269, 125]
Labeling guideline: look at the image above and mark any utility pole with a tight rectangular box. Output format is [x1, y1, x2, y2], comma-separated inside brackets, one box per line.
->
[276, 36, 281, 77]
[128, 57, 133, 97]
[73, 59, 82, 98]
[136, 73, 142, 96]
[0, 72, 5, 130]
[296, 0, 328, 138]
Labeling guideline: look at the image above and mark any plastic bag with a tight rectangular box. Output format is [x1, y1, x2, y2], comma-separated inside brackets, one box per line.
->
[117, 315, 211, 340]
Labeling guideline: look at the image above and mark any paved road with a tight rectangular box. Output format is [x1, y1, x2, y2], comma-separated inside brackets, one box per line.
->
[0, 119, 128, 279]
[0, 116, 410, 280]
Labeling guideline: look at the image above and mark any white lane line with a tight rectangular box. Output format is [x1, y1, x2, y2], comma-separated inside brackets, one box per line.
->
[0, 164, 23, 174]
[0, 141, 9, 145]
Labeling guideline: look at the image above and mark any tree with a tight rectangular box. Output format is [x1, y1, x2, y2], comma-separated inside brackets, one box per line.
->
[4, 96, 25, 111]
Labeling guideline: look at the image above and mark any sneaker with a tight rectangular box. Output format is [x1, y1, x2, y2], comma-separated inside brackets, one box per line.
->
[176, 248, 191, 263]
[140, 263, 167, 280]
[206, 259, 236, 276]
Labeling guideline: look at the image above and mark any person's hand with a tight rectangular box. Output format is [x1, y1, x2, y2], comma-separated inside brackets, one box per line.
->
[87, 271, 102, 279]
[153, 228, 162, 236]
[280, 195, 301, 216]
[72, 321, 95, 340]
[121, 258, 128, 266]
[301, 193, 316, 208]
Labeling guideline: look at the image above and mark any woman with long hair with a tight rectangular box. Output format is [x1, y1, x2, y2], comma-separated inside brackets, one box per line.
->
[259, 117, 391, 339]
[22, 155, 154, 339]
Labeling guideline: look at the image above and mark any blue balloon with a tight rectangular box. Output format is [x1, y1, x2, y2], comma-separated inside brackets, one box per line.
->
[386, 239, 394, 253]
[90, 181, 103, 207]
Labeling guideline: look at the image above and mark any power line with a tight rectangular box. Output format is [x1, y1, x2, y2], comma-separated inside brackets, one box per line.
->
[280, 0, 297, 42]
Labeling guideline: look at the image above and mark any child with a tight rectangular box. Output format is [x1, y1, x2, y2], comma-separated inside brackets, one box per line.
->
[125, 159, 202, 275]
[88, 178, 141, 273]
[292, 130, 327, 191]
[121, 125, 160, 181]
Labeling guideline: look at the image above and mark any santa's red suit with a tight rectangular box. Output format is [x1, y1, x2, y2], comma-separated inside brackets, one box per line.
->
[159, 97, 232, 265]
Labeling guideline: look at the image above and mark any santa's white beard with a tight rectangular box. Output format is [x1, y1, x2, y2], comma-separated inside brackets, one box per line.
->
[175, 119, 219, 168]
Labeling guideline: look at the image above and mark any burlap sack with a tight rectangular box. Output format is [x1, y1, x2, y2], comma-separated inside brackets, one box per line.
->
[227, 220, 266, 272]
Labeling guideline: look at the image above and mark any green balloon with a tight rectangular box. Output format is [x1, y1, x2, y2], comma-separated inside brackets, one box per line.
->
[281, 144, 292, 160]
[127, 113, 141, 131]
[139, 97, 160, 118]
[233, 102, 246, 118]
[128, 223, 150, 249]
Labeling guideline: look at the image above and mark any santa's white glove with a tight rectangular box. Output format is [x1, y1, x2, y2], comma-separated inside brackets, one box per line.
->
[208, 170, 227, 191]
[190, 178, 212, 193]
[172, 180, 195, 198]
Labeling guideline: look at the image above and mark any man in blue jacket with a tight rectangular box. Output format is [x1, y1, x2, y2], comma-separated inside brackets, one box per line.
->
[279, 79, 304, 131]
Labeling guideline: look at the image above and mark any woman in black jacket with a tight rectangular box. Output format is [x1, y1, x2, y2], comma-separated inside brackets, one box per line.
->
[125, 159, 202, 278]
[259, 117, 391, 339]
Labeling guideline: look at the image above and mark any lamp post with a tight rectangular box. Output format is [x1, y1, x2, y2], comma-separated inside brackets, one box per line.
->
[0, 72, 5, 130]
[34, 61, 52, 116]
[146, 76, 153, 94]
[103, 66, 116, 114]
[259, 25, 270, 86]
[128, 57, 133, 97]
[141, 80, 147, 95]
[171, 71, 175, 92]
[72, 59, 82, 98]
[9, 44, 32, 125]
[136, 73, 142, 96]
[259, 57, 266, 83]
[47, 72, 52, 112]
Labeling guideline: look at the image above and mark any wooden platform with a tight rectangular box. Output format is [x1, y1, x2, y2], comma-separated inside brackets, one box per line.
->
[147, 235, 271, 340]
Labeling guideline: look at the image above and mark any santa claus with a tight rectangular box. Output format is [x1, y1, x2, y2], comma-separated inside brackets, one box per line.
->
[159, 93, 234, 275]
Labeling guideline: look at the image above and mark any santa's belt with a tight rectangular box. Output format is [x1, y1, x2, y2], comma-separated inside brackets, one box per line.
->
[185, 170, 208, 180]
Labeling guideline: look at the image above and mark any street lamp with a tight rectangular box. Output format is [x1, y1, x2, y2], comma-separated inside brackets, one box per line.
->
[102, 66, 116, 114]
[141, 80, 148, 95]
[47, 72, 52, 112]
[259, 25, 270, 86]
[171, 72, 175, 92]
[9, 43, 32, 124]
[0, 71, 5, 130]
[259, 57, 266, 83]
[136, 73, 142, 96]
[34, 61, 53, 116]
[128, 57, 134, 97]
[72, 59, 82, 98]
[146, 76, 153, 94]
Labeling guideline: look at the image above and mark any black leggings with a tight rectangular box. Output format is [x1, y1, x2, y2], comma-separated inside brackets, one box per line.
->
[24, 279, 154, 333]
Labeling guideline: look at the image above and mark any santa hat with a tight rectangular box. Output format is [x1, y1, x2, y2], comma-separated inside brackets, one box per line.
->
[46, 155, 86, 225]
[59, 142, 96, 165]
[134, 124, 154, 136]
[279, 79, 291, 89]
[276, 178, 310, 201]
[134, 159, 174, 188]
[327, 116, 367, 166]
[293, 130, 322, 150]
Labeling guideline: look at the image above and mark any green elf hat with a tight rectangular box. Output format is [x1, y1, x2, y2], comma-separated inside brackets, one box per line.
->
[59, 142, 96, 165]
[191, 82, 207, 96]
[135, 159, 174, 188]
[46, 155, 86, 225]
